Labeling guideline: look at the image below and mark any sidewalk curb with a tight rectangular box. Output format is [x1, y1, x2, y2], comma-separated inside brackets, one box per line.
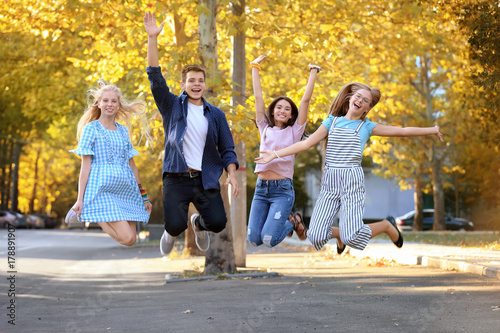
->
[347, 247, 500, 281]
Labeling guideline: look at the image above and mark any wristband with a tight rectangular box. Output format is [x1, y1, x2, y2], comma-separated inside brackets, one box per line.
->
[309, 65, 322, 72]
[273, 150, 280, 159]
[140, 189, 150, 204]
[251, 63, 261, 71]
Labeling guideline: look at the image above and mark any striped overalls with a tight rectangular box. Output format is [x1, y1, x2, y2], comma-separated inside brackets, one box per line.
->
[307, 117, 372, 251]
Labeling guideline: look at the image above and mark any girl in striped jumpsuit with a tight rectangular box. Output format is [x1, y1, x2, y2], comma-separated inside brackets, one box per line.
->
[256, 82, 444, 253]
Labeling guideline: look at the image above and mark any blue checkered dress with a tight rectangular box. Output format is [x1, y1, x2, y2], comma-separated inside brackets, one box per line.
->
[70, 120, 150, 223]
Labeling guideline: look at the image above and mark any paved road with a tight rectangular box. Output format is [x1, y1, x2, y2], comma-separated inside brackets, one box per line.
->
[1, 229, 499, 333]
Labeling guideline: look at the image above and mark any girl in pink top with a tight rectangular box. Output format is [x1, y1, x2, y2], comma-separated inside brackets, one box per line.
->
[247, 55, 321, 248]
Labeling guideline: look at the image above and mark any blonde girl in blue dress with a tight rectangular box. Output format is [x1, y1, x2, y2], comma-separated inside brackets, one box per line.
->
[66, 80, 152, 246]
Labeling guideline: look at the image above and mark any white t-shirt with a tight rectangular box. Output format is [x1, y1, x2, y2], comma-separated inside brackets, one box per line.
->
[184, 102, 208, 170]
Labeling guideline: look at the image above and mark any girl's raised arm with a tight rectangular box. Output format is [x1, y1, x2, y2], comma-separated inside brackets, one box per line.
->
[251, 55, 267, 122]
[296, 64, 322, 126]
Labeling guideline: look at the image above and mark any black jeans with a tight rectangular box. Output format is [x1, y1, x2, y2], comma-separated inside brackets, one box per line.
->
[162, 174, 227, 236]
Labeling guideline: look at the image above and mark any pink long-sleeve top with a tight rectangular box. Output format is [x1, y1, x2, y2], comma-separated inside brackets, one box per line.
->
[254, 116, 306, 179]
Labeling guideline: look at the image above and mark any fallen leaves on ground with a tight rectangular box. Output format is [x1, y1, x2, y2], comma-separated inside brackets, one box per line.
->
[365, 257, 398, 267]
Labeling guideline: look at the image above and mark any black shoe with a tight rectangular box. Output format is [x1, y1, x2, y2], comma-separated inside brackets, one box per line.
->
[387, 216, 403, 248]
[337, 242, 346, 254]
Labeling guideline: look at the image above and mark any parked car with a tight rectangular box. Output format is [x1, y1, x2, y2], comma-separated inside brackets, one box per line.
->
[0, 211, 18, 228]
[27, 215, 45, 229]
[34, 214, 58, 229]
[395, 209, 474, 231]
[14, 213, 29, 228]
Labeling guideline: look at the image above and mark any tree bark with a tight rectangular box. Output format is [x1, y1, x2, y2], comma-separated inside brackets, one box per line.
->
[410, 54, 447, 231]
[198, 0, 219, 97]
[29, 149, 41, 213]
[204, 175, 236, 274]
[231, 0, 247, 267]
[453, 172, 460, 217]
[173, 14, 192, 47]
[10, 142, 21, 212]
[0, 139, 8, 210]
[430, 150, 446, 230]
[413, 163, 424, 231]
[6, 140, 14, 210]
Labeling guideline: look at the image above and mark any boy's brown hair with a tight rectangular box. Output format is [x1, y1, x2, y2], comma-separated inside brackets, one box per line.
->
[181, 65, 206, 82]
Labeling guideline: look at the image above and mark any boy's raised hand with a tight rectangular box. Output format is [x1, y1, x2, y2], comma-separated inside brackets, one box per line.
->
[144, 11, 165, 38]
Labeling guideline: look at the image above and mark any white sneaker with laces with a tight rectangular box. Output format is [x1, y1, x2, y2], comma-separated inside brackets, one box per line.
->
[65, 209, 78, 225]
[190, 213, 210, 251]
[160, 230, 176, 256]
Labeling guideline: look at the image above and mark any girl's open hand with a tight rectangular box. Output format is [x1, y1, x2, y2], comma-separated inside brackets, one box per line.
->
[144, 11, 165, 38]
[251, 55, 267, 65]
[144, 201, 152, 214]
[72, 201, 83, 218]
[435, 125, 444, 142]
[255, 150, 276, 164]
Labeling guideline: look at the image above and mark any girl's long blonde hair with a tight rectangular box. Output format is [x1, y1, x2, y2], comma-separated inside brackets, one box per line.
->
[328, 82, 381, 120]
[76, 79, 150, 142]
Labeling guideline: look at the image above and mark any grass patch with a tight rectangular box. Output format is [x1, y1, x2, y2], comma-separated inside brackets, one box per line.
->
[375, 231, 500, 250]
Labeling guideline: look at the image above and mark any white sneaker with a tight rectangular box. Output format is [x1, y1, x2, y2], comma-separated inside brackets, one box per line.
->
[190, 213, 210, 251]
[160, 230, 176, 256]
[65, 209, 78, 225]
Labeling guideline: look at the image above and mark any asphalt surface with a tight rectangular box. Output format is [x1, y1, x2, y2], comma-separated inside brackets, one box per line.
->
[284, 234, 500, 281]
[1, 229, 499, 333]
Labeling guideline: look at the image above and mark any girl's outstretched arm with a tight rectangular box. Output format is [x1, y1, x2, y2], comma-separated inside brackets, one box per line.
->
[255, 125, 328, 164]
[372, 124, 444, 142]
[251, 55, 267, 122]
[296, 64, 321, 126]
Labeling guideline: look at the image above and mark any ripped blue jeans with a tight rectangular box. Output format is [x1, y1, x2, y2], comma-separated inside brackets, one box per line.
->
[247, 178, 295, 248]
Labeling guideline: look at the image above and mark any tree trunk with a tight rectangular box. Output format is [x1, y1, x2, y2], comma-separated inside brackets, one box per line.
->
[409, 54, 447, 232]
[40, 158, 48, 213]
[454, 172, 460, 217]
[198, 0, 219, 97]
[430, 150, 446, 230]
[204, 175, 236, 274]
[198, 0, 236, 274]
[0, 139, 8, 210]
[413, 163, 424, 231]
[231, 0, 247, 268]
[6, 140, 14, 210]
[10, 142, 21, 212]
[29, 149, 41, 213]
